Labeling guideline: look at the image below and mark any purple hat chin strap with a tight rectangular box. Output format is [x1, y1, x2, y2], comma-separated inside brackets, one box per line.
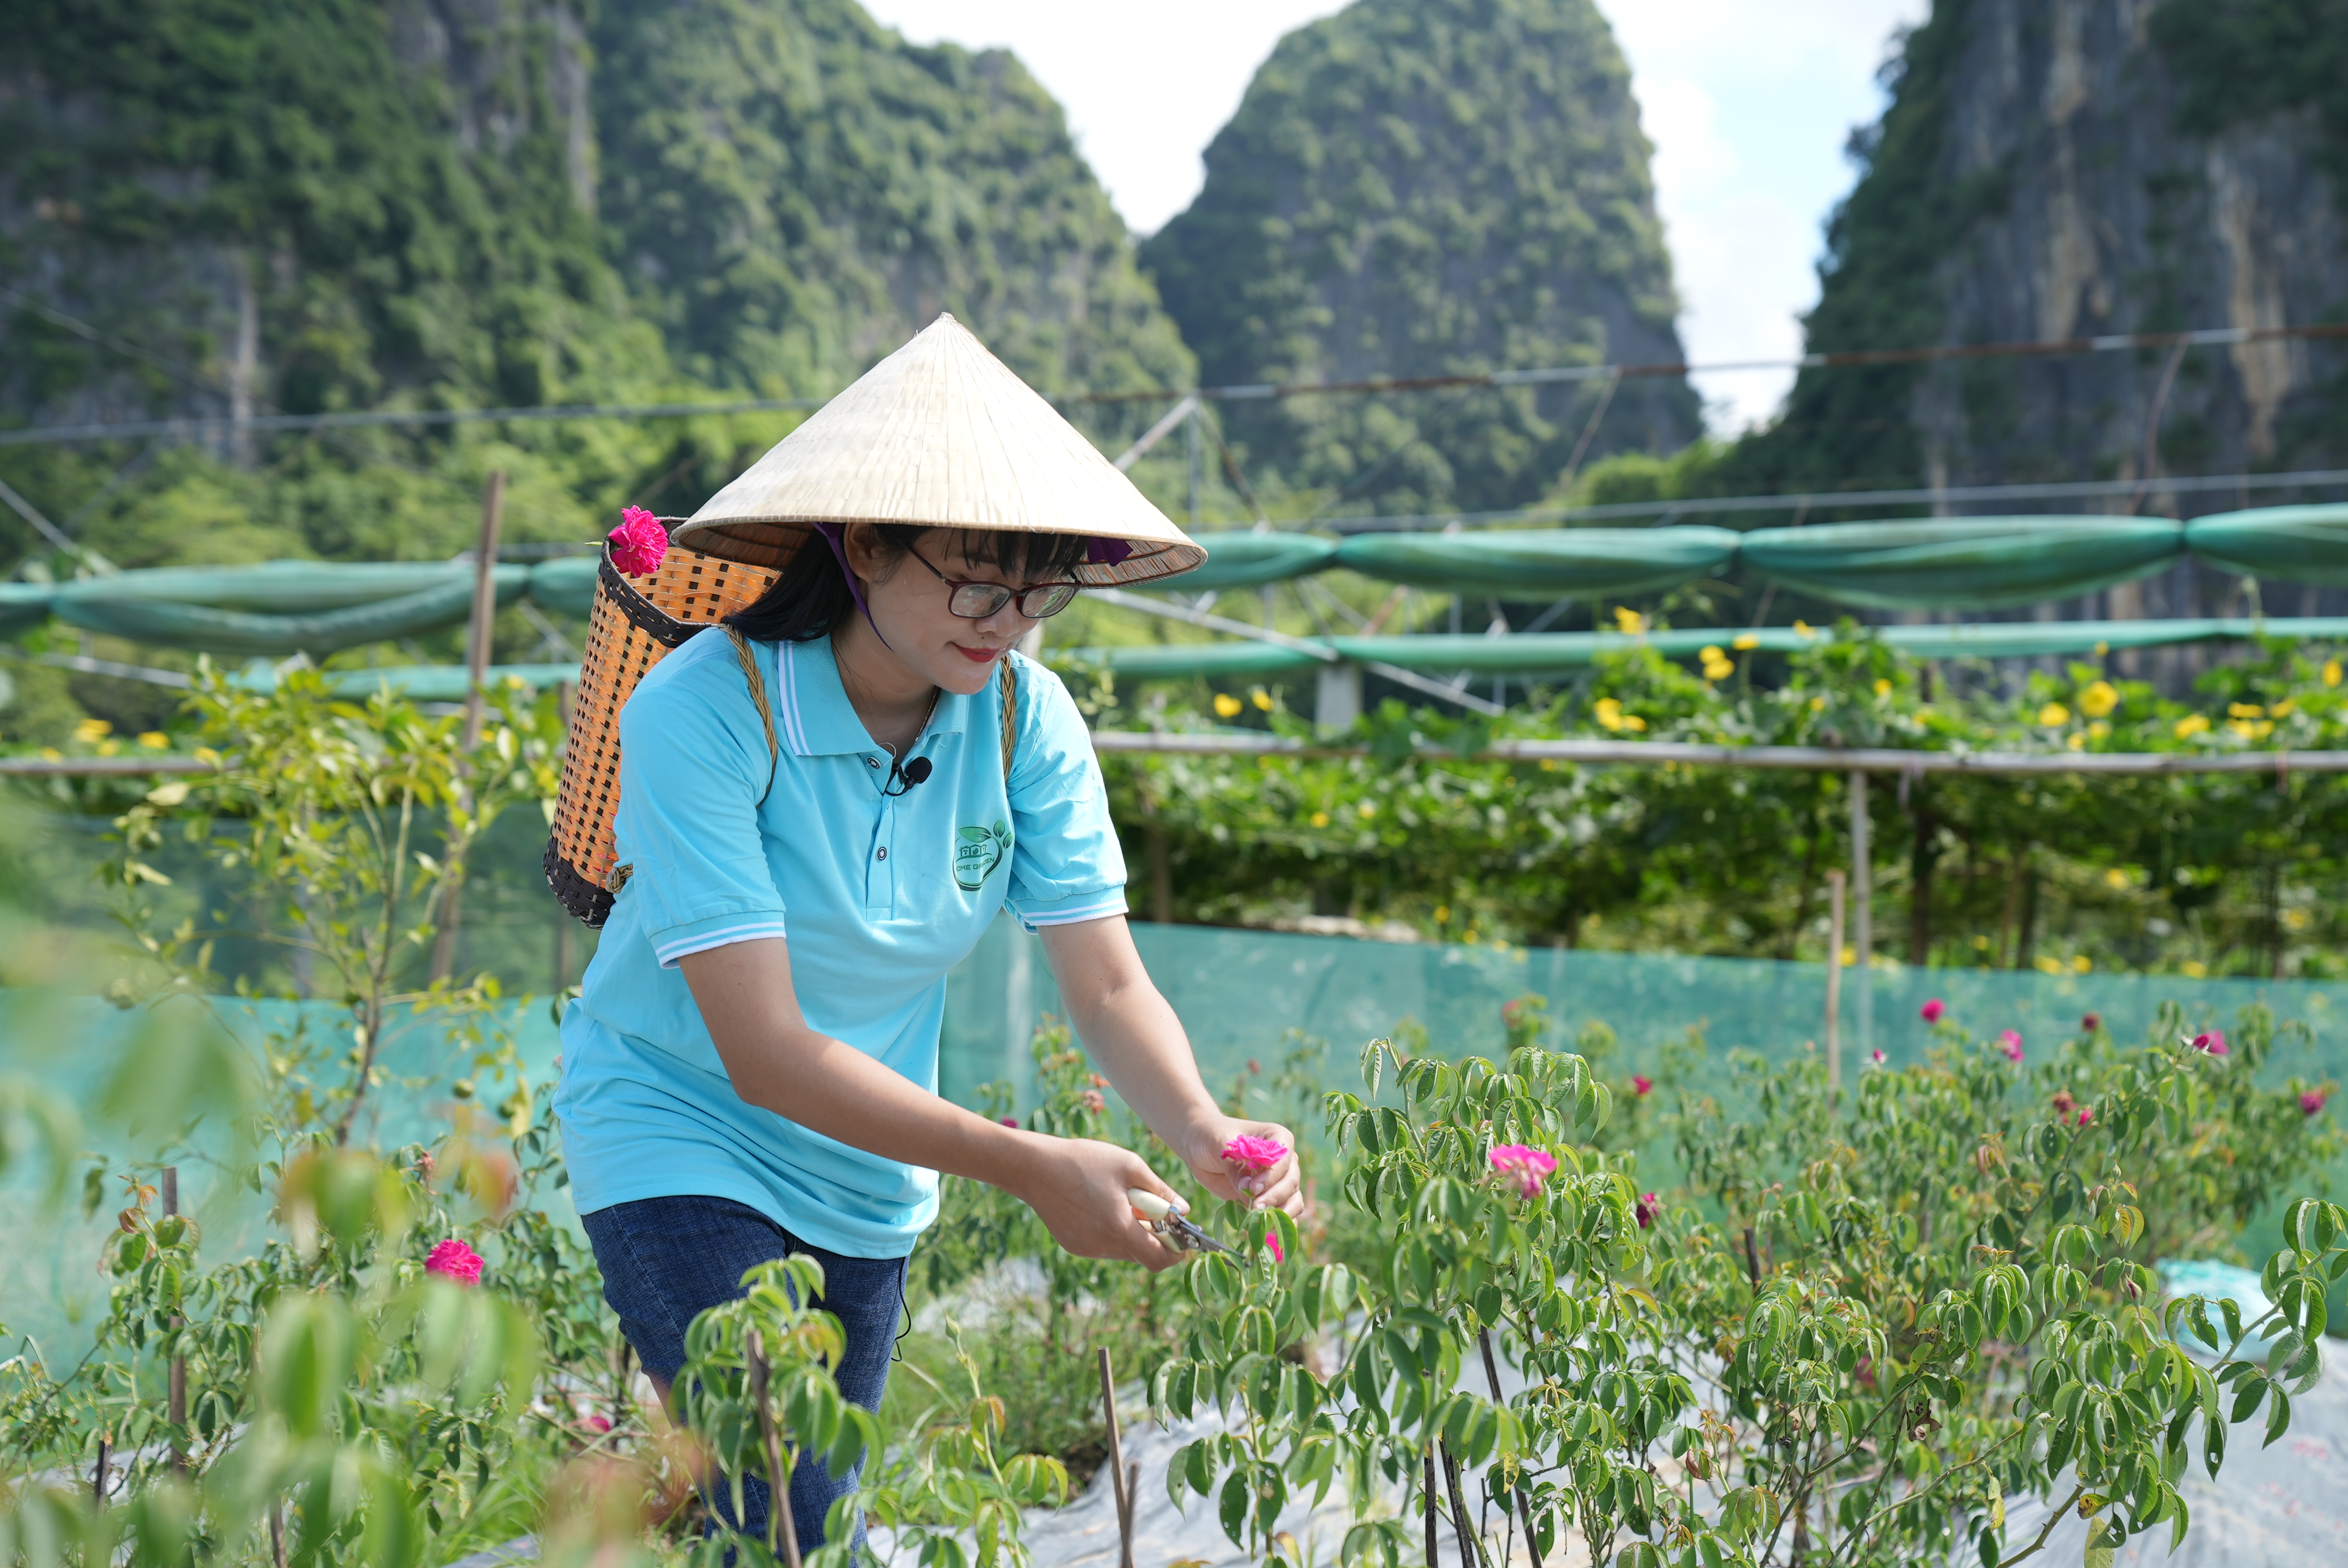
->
[813, 522, 892, 649]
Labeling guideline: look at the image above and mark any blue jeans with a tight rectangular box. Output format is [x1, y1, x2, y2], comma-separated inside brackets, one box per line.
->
[582, 1196, 907, 1557]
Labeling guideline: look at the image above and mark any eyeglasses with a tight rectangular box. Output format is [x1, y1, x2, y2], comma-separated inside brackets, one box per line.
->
[906, 543, 1081, 620]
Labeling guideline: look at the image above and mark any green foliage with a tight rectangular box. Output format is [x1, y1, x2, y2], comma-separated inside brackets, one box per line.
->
[1152, 1007, 2345, 1567]
[590, 0, 1193, 417]
[2151, 0, 2348, 190]
[1096, 628, 2348, 977]
[1142, 0, 1700, 515]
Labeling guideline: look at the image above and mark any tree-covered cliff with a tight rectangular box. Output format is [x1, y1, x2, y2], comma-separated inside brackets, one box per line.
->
[1720, 0, 2348, 544]
[0, 0, 1190, 572]
[1140, 0, 1698, 519]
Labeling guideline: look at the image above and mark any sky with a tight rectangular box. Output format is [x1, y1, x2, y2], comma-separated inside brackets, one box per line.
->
[860, 0, 1932, 431]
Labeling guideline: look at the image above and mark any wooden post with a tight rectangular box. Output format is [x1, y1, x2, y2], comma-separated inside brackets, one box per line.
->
[1848, 769, 1872, 1064]
[431, 471, 505, 983]
[1099, 1348, 1134, 1568]
[163, 1167, 186, 1473]
[1824, 870, 1846, 1110]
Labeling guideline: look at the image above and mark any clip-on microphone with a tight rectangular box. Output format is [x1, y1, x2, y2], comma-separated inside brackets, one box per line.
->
[882, 755, 933, 797]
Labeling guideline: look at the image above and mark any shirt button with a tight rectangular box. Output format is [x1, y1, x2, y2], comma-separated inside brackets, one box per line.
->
[876, 847, 888, 860]
[866, 756, 880, 768]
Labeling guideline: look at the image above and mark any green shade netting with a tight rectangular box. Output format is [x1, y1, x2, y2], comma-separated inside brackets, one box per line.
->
[0, 584, 50, 637]
[525, 556, 602, 616]
[2187, 505, 2348, 584]
[1060, 642, 1321, 679]
[1165, 532, 1340, 590]
[52, 566, 529, 656]
[227, 663, 584, 701]
[1335, 527, 1742, 597]
[1738, 518, 2187, 608]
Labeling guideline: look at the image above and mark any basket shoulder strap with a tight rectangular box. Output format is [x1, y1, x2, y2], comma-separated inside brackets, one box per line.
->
[999, 656, 1019, 781]
[722, 625, 781, 798]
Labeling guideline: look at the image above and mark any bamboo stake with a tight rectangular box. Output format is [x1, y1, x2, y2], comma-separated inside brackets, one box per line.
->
[745, 1330, 804, 1568]
[431, 470, 505, 983]
[1824, 871, 1846, 1110]
[1098, 1349, 1135, 1568]
[163, 1166, 186, 1475]
[92, 1435, 108, 1506]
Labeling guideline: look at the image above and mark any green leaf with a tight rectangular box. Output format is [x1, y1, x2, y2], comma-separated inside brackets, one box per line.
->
[1218, 1471, 1250, 1547]
[2264, 1385, 2293, 1450]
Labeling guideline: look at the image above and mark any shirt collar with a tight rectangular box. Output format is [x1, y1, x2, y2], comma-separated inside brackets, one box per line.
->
[779, 633, 972, 757]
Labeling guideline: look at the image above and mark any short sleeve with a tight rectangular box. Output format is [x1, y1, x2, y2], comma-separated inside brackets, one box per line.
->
[1002, 657, 1128, 932]
[613, 640, 790, 967]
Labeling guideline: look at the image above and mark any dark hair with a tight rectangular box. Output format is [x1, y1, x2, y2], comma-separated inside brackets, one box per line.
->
[724, 524, 1092, 642]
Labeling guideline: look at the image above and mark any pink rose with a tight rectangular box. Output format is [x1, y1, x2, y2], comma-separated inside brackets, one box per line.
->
[1222, 1134, 1290, 1173]
[1635, 1193, 1660, 1229]
[426, 1238, 484, 1286]
[2076, 1106, 2094, 1127]
[1631, 1075, 1653, 1096]
[1869, 1049, 1886, 1065]
[2081, 1013, 2100, 1033]
[1920, 998, 1945, 1023]
[580, 1414, 613, 1435]
[2301, 1090, 2328, 1117]
[1999, 1030, 2023, 1063]
[608, 507, 668, 576]
[1264, 1229, 1284, 1265]
[1080, 1089, 1106, 1113]
[1489, 1143, 1558, 1198]
[2192, 1031, 2229, 1056]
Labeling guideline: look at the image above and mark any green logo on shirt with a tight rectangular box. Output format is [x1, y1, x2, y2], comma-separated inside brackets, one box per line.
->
[954, 819, 1012, 889]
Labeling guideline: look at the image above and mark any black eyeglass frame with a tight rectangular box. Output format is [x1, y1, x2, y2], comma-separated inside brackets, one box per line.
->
[905, 543, 1082, 620]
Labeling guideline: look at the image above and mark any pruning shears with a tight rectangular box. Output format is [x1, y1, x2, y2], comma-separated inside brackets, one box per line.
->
[1128, 1188, 1228, 1254]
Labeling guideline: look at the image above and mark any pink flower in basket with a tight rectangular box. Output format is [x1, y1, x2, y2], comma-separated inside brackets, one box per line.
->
[1489, 1143, 1558, 1199]
[1222, 1134, 1289, 1173]
[609, 507, 668, 576]
[426, 1238, 484, 1286]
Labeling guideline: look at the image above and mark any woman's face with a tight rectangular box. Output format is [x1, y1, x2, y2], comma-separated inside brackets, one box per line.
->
[843, 525, 1068, 695]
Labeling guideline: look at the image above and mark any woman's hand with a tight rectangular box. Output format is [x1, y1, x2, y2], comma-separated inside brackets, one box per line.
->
[1012, 1134, 1189, 1272]
[1180, 1117, 1307, 1220]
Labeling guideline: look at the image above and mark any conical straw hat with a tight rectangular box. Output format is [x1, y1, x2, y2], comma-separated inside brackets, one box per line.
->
[671, 314, 1207, 586]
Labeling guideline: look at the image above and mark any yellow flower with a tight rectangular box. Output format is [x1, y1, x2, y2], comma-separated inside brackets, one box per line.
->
[38, 747, 61, 761]
[2270, 698, 2296, 718]
[2066, 732, 2086, 751]
[1435, 905, 1450, 924]
[2093, 640, 2109, 656]
[1356, 800, 1377, 819]
[2037, 703, 2070, 727]
[97, 739, 119, 757]
[2087, 720, 2110, 739]
[1971, 934, 1990, 950]
[2078, 680, 2118, 718]
[1623, 714, 1648, 732]
[1809, 696, 1826, 711]
[2032, 955, 2064, 975]
[2326, 659, 2342, 688]
[2071, 955, 2091, 973]
[2228, 702, 2265, 719]
[2182, 960, 2208, 979]
[1611, 606, 1646, 635]
[1839, 944, 1855, 967]
[2174, 713, 2209, 738]
[1793, 619, 1813, 636]
[1538, 758, 1556, 771]
[1310, 811, 1329, 828]
[1873, 678, 1892, 697]
[1249, 687, 1273, 712]
[137, 731, 169, 750]
[1698, 644, 1732, 680]
[73, 718, 112, 744]
[2104, 868, 2130, 890]
[1594, 698, 1626, 731]
[1731, 633, 1760, 651]
[145, 781, 190, 807]
[1212, 692, 1243, 719]
[2226, 718, 2275, 740]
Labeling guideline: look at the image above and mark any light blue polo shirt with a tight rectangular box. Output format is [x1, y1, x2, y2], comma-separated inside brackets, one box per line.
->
[553, 630, 1127, 1257]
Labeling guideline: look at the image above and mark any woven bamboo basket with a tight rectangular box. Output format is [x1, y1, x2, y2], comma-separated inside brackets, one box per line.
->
[543, 538, 780, 926]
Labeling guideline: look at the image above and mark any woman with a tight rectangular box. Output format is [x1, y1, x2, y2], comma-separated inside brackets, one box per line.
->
[554, 317, 1302, 1555]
